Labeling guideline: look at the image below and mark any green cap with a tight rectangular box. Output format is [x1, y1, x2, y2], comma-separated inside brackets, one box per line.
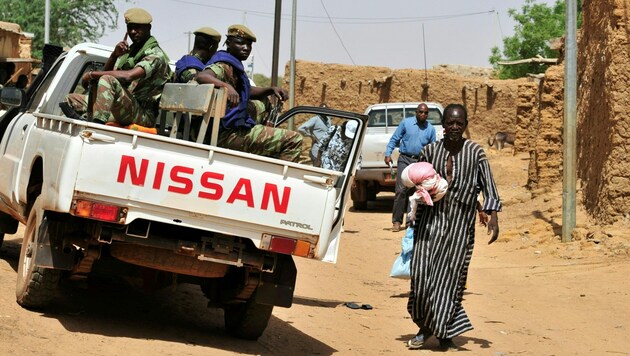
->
[124, 8, 152, 24]
[227, 24, 256, 42]
[194, 27, 221, 42]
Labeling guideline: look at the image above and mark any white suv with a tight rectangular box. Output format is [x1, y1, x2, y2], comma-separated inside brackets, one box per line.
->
[350, 102, 444, 210]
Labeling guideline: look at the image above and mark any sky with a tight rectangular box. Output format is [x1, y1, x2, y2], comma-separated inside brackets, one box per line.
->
[101, 0, 557, 77]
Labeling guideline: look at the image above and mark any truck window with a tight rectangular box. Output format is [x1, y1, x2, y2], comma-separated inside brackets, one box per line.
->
[280, 111, 360, 172]
[70, 62, 105, 95]
[28, 61, 63, 112]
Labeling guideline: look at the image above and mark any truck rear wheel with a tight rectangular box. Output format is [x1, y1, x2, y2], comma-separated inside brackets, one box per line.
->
[16, 197, 61, 308]
[224, 294, 274, 340]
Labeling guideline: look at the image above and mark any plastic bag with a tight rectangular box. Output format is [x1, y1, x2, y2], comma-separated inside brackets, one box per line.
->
[390, 227, 414, 279]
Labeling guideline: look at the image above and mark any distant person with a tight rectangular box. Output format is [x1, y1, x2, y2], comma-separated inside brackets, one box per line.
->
[174, 27, 221, 83]
[195, 24, 303, 162]
[406, 103, 501, 350]
[298, 103, 331, 164]
[317, 120, 358, 171]
[384, 103, 436, 232]
[63, 8, 171, 127]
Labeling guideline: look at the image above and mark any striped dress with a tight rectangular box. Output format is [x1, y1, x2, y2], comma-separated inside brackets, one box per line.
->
[407, 139, 502, 339]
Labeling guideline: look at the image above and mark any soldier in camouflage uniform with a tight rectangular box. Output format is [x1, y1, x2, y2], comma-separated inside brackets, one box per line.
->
[195, 24, 303, 163]
[174, 27, 221, 83]
[64, 8, 171, 127]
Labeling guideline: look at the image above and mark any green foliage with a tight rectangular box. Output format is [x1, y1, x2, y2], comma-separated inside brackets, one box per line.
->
[252, 73, 283, 87]
[0, 0, 125, 59]
[490, 0, 582, 79]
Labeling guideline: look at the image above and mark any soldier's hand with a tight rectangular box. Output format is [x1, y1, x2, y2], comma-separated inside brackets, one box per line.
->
[112, 41, 129, 57]
[225, 84, 240, 106]
[273, 87, 288, 101]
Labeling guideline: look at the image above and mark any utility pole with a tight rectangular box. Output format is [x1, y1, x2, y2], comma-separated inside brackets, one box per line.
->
[185, 31, 193, 53]
[562, 0, 577, 242]
[271, 0, 282, 87]
[45, 0, 50, 43]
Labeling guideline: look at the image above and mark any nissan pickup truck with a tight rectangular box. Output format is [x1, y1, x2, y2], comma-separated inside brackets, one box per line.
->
[351, 102, 443, 210]
[0, 43, 366, 340]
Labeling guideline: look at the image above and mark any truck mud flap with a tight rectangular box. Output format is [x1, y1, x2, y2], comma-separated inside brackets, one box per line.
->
[0, 211, 18, 234]
[256, 254, 297, 308]
[34, 216, 75, 270]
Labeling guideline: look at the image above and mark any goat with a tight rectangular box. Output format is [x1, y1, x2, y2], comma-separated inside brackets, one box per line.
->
[488, 131, 515, 155]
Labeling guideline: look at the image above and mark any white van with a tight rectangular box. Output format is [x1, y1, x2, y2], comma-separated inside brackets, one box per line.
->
[351, 102, 443, 210]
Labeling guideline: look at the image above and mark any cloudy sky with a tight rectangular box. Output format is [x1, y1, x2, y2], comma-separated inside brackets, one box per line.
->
[101, 0, 558, 76]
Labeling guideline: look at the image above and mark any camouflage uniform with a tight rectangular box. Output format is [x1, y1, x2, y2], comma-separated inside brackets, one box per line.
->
[66, 36, 171, 127]
[207, 61, 303, 162]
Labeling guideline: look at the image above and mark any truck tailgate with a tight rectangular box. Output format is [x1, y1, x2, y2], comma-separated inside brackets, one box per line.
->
[73, 128, 338, 242]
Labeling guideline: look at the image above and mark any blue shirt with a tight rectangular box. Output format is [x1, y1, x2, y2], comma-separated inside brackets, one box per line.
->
[384, 117, 436, 157]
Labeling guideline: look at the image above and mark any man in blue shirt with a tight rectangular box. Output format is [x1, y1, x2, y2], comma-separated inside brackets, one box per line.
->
[384, 103, 437, 231]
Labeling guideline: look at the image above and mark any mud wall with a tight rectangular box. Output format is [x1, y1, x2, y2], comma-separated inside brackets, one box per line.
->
[577, 0, 630, 223]
[287, 61, 527, 142]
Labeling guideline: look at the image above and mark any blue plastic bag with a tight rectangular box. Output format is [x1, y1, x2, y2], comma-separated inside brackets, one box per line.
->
[389, 227, 414, 279]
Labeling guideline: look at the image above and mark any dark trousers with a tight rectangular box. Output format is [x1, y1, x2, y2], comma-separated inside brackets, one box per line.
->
[392, 154, 417, 224]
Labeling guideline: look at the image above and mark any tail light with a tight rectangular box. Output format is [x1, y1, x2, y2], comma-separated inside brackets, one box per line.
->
[71, 199, 127, 224]
[260, 234, 314, 258]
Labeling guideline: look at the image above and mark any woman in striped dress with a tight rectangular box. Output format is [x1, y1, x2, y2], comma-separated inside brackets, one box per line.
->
[407, 103, 502, 350]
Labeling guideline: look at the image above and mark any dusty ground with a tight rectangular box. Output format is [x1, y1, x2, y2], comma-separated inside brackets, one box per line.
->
[0, 147, 629, 355]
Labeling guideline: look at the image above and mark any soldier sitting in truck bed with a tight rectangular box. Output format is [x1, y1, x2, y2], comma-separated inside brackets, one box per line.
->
[195, 24, 303, 163]
[62, 8, 171, 127]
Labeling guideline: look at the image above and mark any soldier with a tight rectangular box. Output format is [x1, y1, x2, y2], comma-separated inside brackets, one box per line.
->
[63, 7, 171, 127]
[195, 24, 303, 162]
[174, 27, 221, 83]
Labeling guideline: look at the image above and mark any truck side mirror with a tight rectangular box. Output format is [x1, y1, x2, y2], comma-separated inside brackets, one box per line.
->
[0, 87, 24, 108]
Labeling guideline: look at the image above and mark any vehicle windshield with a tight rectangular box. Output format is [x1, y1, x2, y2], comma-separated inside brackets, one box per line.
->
[367, 106, 442, 127]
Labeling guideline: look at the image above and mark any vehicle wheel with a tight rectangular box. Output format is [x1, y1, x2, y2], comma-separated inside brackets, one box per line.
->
[0, 233, 4, 249]
[224, 295, 274, 340]
[352, 199, 368, 210]
[367, 188, 378, 201]
[16, 197, 61, 309]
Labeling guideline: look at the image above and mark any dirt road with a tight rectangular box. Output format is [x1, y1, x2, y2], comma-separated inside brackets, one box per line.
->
[1, 151, 629, 355]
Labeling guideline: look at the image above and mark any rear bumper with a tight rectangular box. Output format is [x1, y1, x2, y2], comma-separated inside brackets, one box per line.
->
[355, 167, 396, 186]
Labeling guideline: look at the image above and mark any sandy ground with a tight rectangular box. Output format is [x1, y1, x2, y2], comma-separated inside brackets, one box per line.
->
[0, 148, 629, 355]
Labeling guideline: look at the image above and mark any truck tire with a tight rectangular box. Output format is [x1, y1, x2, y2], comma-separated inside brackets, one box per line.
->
[16, 197, 61, 309]
[224, 294, 274, 340]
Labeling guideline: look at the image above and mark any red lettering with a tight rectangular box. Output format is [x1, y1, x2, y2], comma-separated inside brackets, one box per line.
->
[226, 178, 254, 207]
[260, 183, 290, 214]
[117, 155, 148, 186]
[168, 166, 194, 194]
[153, 162, 165, 189]
[199, 171, 224, 200]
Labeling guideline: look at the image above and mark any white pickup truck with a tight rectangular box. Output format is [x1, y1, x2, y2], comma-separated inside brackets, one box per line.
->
[0, 43, 365, 340]
[351, 102, 443, 210]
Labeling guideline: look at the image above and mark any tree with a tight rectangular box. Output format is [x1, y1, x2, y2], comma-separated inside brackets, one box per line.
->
[252, 73, 283, 88]
[489, 0, 582, 79]
[0, 0, 126, 59]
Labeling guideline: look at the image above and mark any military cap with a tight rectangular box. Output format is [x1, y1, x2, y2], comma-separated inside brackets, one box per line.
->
[194, 27, 221, 42]
[227, 24, 256, 42]
[124, 8, 152, 24]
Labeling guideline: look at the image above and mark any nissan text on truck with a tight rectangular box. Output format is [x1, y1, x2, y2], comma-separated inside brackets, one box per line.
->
[0, 43, 366, 340]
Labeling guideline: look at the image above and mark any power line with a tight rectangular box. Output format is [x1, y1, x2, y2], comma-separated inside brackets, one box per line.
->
[319, 0, 355, 65]
[168, 0, 494, 25]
